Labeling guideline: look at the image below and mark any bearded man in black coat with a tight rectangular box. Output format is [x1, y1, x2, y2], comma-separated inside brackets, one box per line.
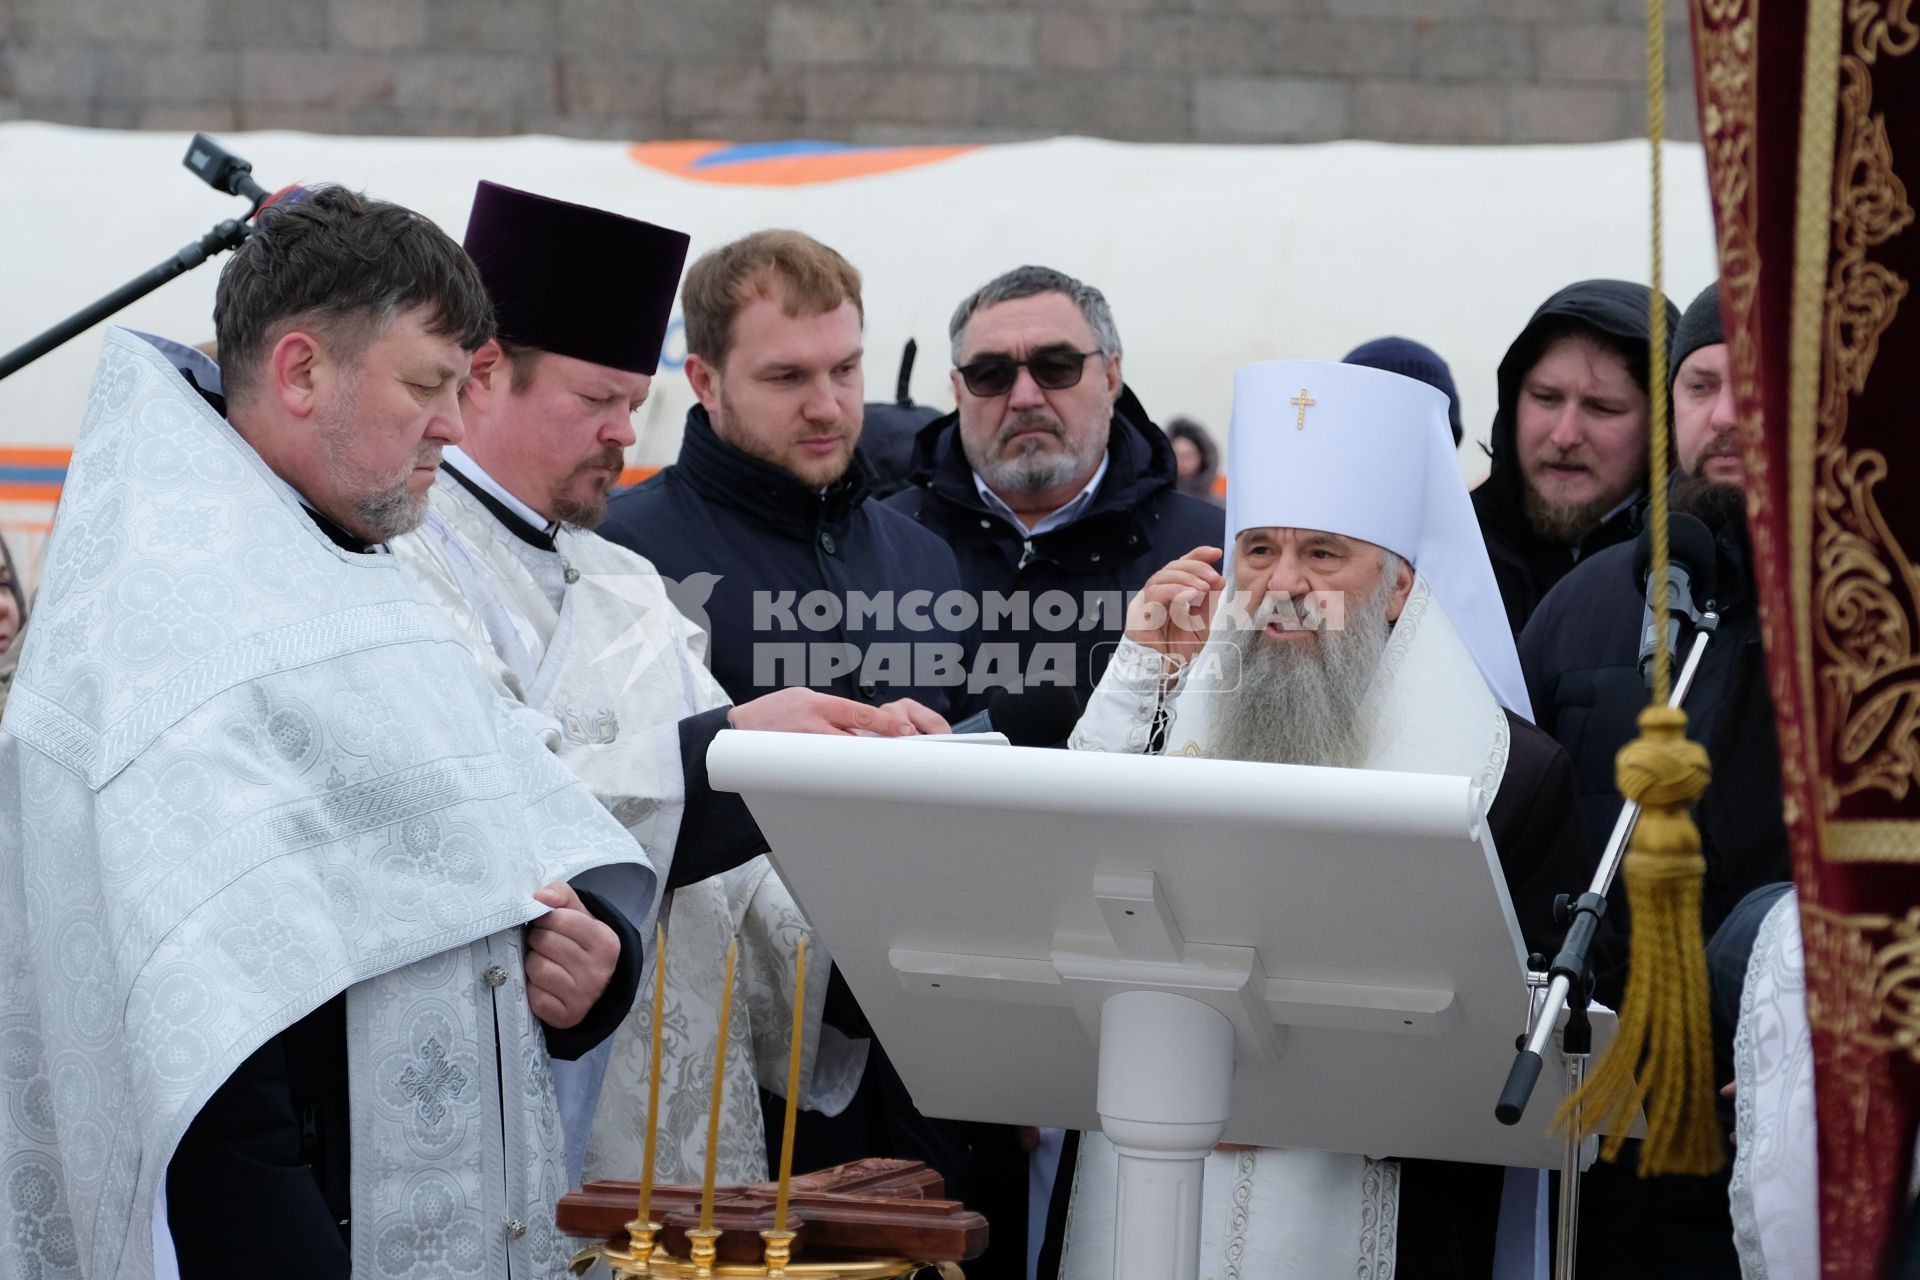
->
[1519, 282, 1786, 1279]
[1473, 280, 1680, 633]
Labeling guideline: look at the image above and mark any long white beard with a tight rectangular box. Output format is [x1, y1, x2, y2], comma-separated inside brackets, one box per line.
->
[1208, 575, 1394, 768]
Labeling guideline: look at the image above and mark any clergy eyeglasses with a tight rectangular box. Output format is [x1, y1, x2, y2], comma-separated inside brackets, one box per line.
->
[957, 345, 1103, 398]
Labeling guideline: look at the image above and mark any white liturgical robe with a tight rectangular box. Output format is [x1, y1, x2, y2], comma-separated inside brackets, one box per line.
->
[0, 330, 651, 1280]
[391, 456, 849, 1190]
[1060, 359, 1549, 1280]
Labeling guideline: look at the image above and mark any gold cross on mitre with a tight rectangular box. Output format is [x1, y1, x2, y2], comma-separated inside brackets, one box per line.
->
[1290, 388, 1316, 429]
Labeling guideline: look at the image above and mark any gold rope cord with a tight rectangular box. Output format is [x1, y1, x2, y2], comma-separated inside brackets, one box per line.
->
[1647, 0, 1673, 708]
[1552, 0, 1723, 1177]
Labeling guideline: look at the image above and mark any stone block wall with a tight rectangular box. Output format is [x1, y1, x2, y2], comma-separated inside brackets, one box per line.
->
[0, 0, 1700, 144]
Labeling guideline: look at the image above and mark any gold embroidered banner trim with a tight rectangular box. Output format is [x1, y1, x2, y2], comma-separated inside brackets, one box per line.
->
[1822, 818, 1920, 862]
[1802, 900, 1920, 1072]
[1798, 0, 1920, 826]
[1788, 0, 1846, 860]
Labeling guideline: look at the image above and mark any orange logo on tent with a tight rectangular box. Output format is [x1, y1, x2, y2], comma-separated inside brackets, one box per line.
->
[630, 140, 976, 186]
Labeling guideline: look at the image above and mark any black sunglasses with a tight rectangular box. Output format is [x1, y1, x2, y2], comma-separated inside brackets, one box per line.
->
[957, 347, 1103, 398]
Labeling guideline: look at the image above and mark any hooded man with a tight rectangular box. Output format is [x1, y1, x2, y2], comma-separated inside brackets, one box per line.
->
[390, 185, 944, 1196]
[0, 186, 652, 1280]
[1473, 280, 1680, 632]
[1065, 359, 1593, 1279]
[1517, 281, 1784, 1278]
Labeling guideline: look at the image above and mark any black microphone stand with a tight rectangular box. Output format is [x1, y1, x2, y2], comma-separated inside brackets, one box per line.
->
[1494, 605, 1721, 1280]
[0, 134, 271, 382]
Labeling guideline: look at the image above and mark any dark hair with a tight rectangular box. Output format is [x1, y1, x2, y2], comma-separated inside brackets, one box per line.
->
[494, 337, 546, 394]
[214, 184, 495, 401]
[1526, 316, 1652, 398]
[1166, 417, 1218, 471]
[0, 532, 24, 626]
[949, 265, 1121, 364]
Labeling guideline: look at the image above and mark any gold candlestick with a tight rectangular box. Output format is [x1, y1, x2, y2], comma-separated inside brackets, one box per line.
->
[773, 937, 808, 1234]
[697, 938, 738, 1236]
[625, 923, 669, 1275]
[758, 1228, 796, 1277]
[685, 1227, 721, 1278]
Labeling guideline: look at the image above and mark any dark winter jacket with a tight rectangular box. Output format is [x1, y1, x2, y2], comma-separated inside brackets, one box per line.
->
[1518, 511, 1789, 1003]
[884, 386, 1224, 710]
[1474, 280, 1679, 633]
[599, 407, 977, 720]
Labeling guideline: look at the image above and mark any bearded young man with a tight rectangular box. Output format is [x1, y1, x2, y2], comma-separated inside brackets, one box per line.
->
[1065, 360, 1593, 1280]
[596, 228, 1024, 1272]
[600, 229, 974, 721]
[0, 186, 657, 1280]
[1472, 280, 1680, 632]
[1518, 281, 1783, 1280]
[389, 187, 947, 1199]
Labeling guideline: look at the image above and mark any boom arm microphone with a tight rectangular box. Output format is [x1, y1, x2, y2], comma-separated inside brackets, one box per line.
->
[1633, 512, 1718, 689]
[0, 134, 288, 382]
[183, 133, 272, 210]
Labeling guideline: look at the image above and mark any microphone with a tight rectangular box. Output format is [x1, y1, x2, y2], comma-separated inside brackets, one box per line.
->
[949, 685, 1083, 745]
[183, 132, 272, 210]
[1633, 513, 1718, 688]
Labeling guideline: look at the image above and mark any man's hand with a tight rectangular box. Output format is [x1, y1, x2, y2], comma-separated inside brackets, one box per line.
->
[728, 688, 951, 736]
[1124, 545, 1226, 660]
[526, 881, 621, 1030]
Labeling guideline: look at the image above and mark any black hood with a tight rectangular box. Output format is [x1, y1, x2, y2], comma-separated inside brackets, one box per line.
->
[1480, 279, 1680, 535]
[902, 383, 1174, 515]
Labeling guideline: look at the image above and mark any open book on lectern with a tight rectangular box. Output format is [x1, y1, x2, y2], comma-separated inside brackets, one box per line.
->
[707, 730, 1626, 1169]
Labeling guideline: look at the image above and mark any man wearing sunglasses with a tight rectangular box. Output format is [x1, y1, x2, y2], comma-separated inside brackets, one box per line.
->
[887, 265, 1223, 713]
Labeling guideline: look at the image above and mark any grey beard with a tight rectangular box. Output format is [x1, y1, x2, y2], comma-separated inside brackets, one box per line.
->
[976, 444, 1083, 496]
[352, 483, 431, 540]
[1207, 575, 1395, 768]
[968, 415, 1102, 497]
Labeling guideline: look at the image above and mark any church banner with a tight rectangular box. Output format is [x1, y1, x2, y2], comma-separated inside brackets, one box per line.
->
[1690, 0, 1920, 1270]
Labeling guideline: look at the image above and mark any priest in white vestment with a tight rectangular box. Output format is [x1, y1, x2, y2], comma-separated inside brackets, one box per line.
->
[1062, 360, 1594, 1279]
[0, 188, 653, 1280]
[391, 182, 942, 1194]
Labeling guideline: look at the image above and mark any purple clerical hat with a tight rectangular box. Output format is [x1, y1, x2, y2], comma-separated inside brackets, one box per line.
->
[463, 180, 690, 375]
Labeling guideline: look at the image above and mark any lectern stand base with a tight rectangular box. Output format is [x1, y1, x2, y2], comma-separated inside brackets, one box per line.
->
[1095, 990, 1235, 1280]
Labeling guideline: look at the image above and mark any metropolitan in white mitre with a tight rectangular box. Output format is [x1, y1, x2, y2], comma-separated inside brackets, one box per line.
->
[0, 188, 649, 1280]
[390, 182, 938, 1194]
[1061, 360, 1594, 1280]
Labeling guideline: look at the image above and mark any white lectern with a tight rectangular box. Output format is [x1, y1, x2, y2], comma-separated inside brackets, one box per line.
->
[706, 732, 1621, 1280]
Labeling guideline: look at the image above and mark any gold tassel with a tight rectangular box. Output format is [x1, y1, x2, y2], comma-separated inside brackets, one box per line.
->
[1553, 705, 1724, 1175]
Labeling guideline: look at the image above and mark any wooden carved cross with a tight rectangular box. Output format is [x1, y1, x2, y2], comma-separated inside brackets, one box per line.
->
[558, 1158, 988, 1266]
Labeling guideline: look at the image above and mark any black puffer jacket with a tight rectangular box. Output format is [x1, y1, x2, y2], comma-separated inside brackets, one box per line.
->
[1473, 280, 1679, 633]
[884, 386, 1224, 710]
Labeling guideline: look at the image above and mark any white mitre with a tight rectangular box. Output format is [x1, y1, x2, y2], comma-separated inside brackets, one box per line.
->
[1223, 358, 1530, 718]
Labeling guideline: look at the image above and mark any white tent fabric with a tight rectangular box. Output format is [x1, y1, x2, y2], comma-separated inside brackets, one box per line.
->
[0, 123, 1718, 583]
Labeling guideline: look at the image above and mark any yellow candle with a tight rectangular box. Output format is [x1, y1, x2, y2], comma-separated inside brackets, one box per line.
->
[636, 924, 667, 1228]
[773, 937, 809, 1232]
[698, 939, 738, 1234]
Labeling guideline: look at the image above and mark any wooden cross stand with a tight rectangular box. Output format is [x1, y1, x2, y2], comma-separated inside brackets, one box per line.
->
[555, 930, 986, 1278]
[560, 1159, 985, 1277]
